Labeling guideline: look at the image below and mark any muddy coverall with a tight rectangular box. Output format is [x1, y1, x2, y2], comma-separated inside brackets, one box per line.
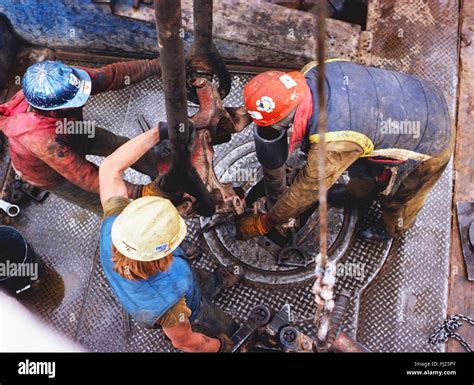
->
[0, 59, 161, 216]
[269, 61, 454, 237]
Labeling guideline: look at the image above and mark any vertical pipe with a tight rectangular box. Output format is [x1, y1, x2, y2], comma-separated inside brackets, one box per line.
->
[190, 0, 231, 99]
[154, 0, 191, 192]
[253, 126, 289, 208]
[154, 0, 215, 216]
[328, 289, 351, 345]
[193, 0, 213, 51]
[262, 168, 287, 208]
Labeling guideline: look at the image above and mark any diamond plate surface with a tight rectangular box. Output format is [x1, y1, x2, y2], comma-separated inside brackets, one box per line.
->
[84, 82, 150, 186]
[7, 195, 100, 339]
[353, 0, 460, 352]
[5, 10, 458, 350]
[367, 0, 459, 114]
[71, 73, 375, 351]
[334, 202, 393, 338]
[356, 161, 453, 352]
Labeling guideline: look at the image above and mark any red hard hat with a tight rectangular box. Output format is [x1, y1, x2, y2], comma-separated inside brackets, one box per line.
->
[244, 71, 307, 126]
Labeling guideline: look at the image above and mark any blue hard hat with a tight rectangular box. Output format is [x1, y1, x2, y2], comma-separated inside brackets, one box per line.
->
[22, 61, 92, 111]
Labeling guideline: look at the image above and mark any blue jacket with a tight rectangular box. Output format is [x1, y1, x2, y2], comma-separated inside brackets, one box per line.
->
[100, 215, 201, 328]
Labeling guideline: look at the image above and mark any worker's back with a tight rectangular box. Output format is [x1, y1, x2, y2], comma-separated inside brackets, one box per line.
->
[304, 61, 452, 157]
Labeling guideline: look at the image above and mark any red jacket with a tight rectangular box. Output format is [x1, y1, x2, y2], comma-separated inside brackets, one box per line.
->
[0, 59, 160, 192]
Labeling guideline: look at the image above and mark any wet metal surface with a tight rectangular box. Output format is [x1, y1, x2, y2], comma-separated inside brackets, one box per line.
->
[3, 0, 460, 349]
[0, 0, 361, 69]
[354, 0, 459, 352]
[4, 72, 390, 351]
[201, 126, 358, 285]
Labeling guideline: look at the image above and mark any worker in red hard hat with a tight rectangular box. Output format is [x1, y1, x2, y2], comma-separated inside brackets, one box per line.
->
[243, 71, 307, 129]
[237, 60, 454, 243]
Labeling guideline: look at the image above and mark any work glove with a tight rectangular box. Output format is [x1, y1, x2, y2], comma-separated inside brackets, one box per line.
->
[141, 182, 164, 198]
[217, 333, 235, 353]
[141, 176, 174, 199]
[235, 213, 274, 241]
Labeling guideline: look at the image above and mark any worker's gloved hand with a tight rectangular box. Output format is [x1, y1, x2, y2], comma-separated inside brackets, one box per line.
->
[126, 182, 143, 200]
[141, 182, 164, 198]
[141, 177, 174, 200]
[217, 333, 235, 353]
[235, 213, 274, 241]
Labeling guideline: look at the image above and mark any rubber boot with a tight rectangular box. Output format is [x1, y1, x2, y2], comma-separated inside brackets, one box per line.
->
[357, 221, 392, 243]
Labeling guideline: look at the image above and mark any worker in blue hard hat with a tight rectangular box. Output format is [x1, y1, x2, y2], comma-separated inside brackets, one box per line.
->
[0, 59, 165, 215]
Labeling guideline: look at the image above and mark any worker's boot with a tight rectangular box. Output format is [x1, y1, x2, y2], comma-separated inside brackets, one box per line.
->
[327, 184, 351, 207]
[192, 266, 242, 300]
[357, 221, 392, 243]
[215, 266, 242, 290]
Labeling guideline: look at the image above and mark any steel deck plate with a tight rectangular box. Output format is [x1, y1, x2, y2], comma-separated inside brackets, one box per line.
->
[2, 0, 459, 351]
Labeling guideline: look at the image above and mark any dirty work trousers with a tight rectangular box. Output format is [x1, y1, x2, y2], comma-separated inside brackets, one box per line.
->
[49, 127, 159, 216]
[190, 267, 239, 338]
[270, 138, 454, 237]
[348, 136, 454, 236]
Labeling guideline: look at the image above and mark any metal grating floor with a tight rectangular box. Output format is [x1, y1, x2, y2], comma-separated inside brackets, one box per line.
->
[355, 0, 459, 352]
[4, 0, 459, 352]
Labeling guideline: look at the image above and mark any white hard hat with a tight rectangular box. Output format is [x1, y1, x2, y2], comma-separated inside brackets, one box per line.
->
[111, 196, 187, 261]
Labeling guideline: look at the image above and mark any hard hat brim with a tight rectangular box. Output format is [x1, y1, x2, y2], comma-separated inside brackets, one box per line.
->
[30, 67, 92, 111]
[111, 214, 187, 262]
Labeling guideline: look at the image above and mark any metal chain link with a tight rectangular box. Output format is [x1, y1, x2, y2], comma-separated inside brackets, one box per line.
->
[429, 314, 474, 352]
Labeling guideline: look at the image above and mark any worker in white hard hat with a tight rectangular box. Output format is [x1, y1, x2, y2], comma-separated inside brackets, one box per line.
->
[98, 127, 240, 352]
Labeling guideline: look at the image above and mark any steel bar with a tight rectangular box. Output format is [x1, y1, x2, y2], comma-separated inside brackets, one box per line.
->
[189, 0, 231, 99]
[154, 0, 215, 216]
[193, 0, 213, 50]
[314, 0, 330, 352]
[154, 0, 191, 188]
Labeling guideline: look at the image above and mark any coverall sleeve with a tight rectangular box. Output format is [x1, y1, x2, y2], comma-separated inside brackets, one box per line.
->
[27, 134, 142, 198]
[27, 132, 102, 193]
[269, 141, 363, 224]
[84, 59, 161, 95]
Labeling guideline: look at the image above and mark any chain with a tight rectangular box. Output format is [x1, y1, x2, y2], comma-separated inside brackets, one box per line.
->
[429, 314, 474, 352]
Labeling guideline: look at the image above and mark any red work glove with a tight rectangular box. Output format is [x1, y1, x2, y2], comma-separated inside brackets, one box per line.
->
[236, 213, 274, 241]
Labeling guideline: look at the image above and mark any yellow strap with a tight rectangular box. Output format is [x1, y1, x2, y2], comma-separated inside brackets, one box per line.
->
[302, 58, 432, 162]
[309, 131, 374, 156]
[309, 131, 432, 161]
[301, 58, 351, 75]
